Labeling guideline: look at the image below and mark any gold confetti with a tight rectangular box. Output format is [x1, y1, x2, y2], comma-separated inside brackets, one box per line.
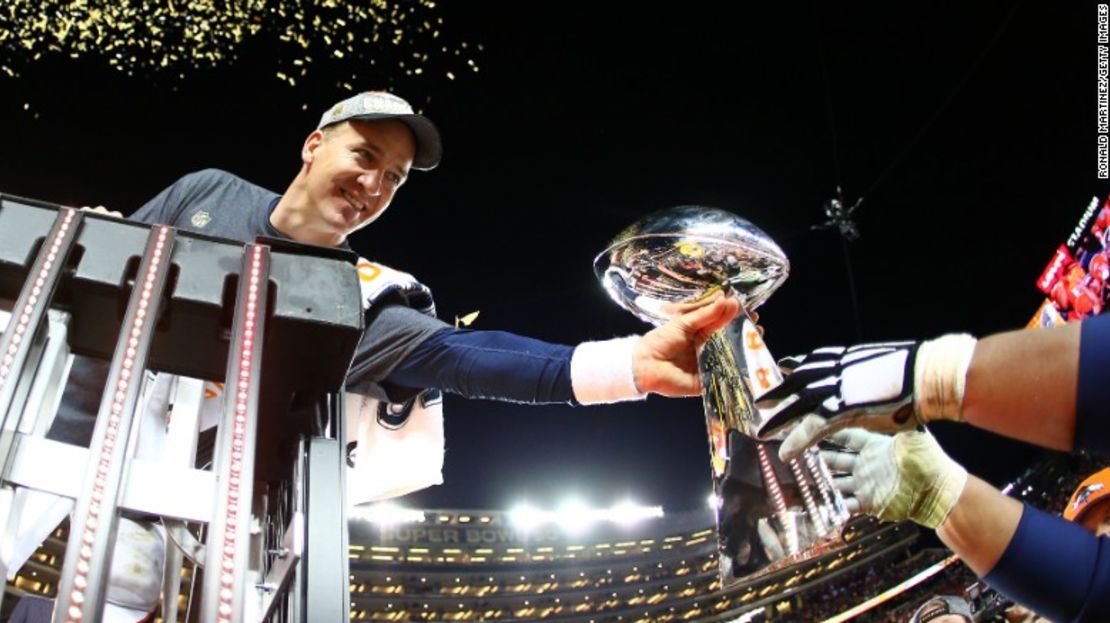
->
[454, 311, 480, 328]
[0, 0, 482, 94]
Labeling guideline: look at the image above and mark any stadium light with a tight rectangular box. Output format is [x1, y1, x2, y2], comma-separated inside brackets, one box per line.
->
[608, 501, 664, 525]
[508, 497, 661, 533]
[509, 503, 552, 530]
[557, 499, 593, 533]
[508, 499, 664, 531]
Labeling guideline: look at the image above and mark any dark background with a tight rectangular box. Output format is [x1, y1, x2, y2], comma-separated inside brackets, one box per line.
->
[0, 2, 1100, 512]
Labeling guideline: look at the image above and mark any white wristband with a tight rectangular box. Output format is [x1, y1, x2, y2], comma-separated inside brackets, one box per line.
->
[914, 333, 978, 423]
[570, 336, 647, 405]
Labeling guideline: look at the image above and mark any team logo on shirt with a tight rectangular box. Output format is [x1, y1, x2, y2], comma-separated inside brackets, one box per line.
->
[191, 210, 212, 228]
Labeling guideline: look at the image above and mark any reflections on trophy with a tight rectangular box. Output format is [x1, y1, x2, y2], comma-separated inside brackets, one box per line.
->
[594, 205, 851, 586]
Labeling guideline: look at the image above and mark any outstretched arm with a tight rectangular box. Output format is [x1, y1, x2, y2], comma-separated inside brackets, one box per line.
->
[962, 322, 1079, 450]
[360, 292, 740, 404]
[824, 428, 1110, 622]
[764, 316, 1095, 460]
[936, 475, 1023, 575]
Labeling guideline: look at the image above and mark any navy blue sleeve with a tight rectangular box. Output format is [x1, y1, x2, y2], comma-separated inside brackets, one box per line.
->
[984, 504, 1110, 622]
[1076, 313, 1110, 454]
[385, 327, 577, 405]
[128, 175, 192, 225]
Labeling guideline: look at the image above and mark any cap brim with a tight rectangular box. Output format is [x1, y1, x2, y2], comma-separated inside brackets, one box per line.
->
[1068, 488, 1110, 522]
[346, 113, 442, 171]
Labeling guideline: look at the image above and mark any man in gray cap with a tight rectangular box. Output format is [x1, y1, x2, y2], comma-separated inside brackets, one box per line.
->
[910, 594, 976, 623]
[269, 90, 443, 246]
[54, 88, 737, 467]
[38, 90, 739, 621]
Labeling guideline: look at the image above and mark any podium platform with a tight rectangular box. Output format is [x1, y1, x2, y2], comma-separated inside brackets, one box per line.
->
[0, 195, 364, 622]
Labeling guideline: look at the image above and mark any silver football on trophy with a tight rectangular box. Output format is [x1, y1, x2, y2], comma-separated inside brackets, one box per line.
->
[593, 205, 789, 326]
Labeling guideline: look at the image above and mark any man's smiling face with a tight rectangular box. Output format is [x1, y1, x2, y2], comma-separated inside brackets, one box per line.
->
[298, 118, 415, 245]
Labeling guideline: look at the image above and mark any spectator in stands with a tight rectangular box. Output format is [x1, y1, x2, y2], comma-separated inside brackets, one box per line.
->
[753, 317, 1110, 621]
[910, 594, 974, 623]
[1063, 467, 1110, 536]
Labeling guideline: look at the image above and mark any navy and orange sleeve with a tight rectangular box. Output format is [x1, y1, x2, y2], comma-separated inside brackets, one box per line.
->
[984, 504, 1110, 622]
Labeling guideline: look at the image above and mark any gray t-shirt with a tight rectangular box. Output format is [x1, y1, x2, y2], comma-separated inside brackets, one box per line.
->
[129, 168, 288, 241]
[48, 169, 446, 445]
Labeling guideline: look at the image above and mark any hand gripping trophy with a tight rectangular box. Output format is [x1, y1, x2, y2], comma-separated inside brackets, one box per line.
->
[595, 205, 850, 586]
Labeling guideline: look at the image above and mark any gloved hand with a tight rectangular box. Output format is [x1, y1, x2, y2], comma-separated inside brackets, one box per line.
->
[754, 334, 977, 460]
[821, 428, 967, 530]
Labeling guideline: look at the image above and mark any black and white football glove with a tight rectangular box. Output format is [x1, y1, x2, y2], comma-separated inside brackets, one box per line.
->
[755, 342, 920, 458]
[754, 334, 977, 460]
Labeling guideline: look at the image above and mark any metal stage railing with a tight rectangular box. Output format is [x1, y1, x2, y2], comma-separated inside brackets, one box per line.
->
[0, 194, 364, 622]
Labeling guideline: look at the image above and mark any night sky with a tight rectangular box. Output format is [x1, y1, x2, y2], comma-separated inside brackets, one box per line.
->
[0, 3, 1100, 512]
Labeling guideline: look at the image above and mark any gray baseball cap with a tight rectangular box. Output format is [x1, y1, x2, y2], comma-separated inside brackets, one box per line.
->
[318, 91, 442, 170]
[911, 595, 974, 623]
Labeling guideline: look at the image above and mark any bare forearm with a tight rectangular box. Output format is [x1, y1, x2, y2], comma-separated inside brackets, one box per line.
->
[937, 475, 1023, 576]
[960, 323, 1079, 451]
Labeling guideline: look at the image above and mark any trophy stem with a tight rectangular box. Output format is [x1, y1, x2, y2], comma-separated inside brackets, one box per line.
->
[789, 458, 828, 535]
[695, 312, 851, 584]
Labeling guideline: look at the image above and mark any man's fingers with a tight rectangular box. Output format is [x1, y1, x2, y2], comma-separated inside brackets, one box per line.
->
[658, 292, 740, 345]
[841, 495, 862, 515]
[832, 474, 856, 495]
[80, 205, 123, 218]
[820, 449, 857, 474]
[777, 414, 831, 461]
[755, 389, 826, 440]
[824, 427, 878, 452]
[685, 295, 741, 339]
[658, 290, 720, 317]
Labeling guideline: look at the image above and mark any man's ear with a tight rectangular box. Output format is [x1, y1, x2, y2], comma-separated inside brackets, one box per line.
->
[302, 129, 326, 165]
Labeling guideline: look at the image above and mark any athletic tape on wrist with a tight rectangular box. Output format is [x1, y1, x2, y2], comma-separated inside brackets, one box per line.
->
[891, 431, 968, 530]
[570, 336, 647, 404]
[914, 333, 977, 423]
